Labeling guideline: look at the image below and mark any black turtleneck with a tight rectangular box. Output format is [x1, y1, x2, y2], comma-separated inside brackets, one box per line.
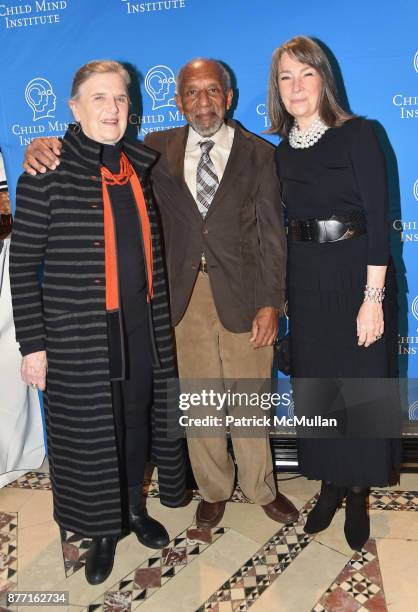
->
[100, 142, 148, 332]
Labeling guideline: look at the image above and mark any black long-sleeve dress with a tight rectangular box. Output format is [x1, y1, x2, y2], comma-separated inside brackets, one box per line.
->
[276, 118, 400, 487]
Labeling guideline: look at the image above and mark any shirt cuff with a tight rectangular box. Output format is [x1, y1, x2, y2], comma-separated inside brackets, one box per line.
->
[255, 290, 285, 315]
[20, 340, 46, 357]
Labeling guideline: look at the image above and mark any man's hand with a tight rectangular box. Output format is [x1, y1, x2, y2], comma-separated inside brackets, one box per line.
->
[250, 307, 278, 348]
[21, 351, 48, 391]
[357, 301, 384, 348]
[23, 137, 62, 176]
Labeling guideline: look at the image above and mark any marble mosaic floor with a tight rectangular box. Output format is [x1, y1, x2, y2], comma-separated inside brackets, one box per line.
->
[1, 464, 418, 611]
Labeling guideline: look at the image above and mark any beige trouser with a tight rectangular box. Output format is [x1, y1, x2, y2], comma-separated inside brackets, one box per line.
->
[175, 272, 276, 505]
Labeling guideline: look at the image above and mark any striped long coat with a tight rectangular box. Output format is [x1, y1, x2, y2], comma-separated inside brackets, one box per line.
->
[9, 127, 187, 537]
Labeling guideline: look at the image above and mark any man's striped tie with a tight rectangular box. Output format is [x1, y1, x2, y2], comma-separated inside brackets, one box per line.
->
[196, 140, 219, 217]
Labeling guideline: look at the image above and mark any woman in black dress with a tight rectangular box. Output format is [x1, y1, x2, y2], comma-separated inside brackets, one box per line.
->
[268, 36, 400, 550]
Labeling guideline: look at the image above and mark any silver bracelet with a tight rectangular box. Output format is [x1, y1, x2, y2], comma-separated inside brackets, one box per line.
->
[363, 285, 385, 303]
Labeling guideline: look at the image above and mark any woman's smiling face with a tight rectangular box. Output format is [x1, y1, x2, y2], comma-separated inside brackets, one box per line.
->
[69, 72, 129, 144]
[278, 51, 323, 130]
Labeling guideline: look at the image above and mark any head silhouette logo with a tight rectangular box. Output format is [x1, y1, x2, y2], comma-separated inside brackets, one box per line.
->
[409, 400, 418, 420]
[412, 296, 418, 322]
[414, 179, 418, 201]
[25, 78, 56, 121]
[144, 65, 176, 110]
[414, 51, 418, 73]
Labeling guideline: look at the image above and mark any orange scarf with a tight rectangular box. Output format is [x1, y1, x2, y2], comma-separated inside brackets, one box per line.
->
[100, 152, 153, 309]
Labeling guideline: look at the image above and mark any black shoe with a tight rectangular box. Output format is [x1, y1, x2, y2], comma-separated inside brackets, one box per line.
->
[85, 536, 118, 585]
[304, 481, 346, 535]
[344, 488, 370, 551]
[128, 485, 169, 549]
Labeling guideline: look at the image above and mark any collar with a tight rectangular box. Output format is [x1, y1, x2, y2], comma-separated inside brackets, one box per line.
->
[101, 141, 123, 173]
[185, 121, 232, 152]
[62, 124, 158, 175]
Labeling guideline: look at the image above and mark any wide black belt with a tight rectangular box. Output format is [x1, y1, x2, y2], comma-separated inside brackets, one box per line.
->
[289, 212, 366, 243]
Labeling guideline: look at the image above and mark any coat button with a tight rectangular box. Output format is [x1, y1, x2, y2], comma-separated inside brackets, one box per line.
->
[94, 279, 101, 284]
[91, 204, 98, 209]
[93, 241, 101, 247]
[202, 229, 209, 235]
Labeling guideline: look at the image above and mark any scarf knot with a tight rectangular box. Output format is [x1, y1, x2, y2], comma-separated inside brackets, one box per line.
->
[100, 152, 154, 311]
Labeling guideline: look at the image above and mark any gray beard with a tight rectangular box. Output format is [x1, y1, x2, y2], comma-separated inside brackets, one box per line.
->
[189, 115, 224, 137]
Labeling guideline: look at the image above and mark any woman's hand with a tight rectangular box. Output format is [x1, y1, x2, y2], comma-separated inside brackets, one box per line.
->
[21, 351, 47, 391]
[356, 301, 384, 348]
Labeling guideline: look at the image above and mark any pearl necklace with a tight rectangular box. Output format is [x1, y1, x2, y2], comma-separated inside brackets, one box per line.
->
[288, 117, 329, 149]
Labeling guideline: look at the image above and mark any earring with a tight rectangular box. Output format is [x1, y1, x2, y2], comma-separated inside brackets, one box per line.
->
[72, 121, 81, 135]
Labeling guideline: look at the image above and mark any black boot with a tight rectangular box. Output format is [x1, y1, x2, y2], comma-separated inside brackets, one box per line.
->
[128, 485, 169, 549]
[85, 536, 118, 585]
[304, 481, 346, 534]
[344, 487, 370, 551]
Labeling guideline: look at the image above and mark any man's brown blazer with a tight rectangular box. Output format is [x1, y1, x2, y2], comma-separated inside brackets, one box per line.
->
[145, 119, 286, 333]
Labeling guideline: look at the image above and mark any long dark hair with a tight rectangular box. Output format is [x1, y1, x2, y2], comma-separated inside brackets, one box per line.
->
[267, 36, 354, 137]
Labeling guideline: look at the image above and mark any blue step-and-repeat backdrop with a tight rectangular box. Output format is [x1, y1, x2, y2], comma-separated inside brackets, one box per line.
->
[0, 0, 417, 413]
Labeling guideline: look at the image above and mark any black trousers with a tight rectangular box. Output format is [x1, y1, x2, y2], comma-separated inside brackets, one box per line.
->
[111, 309, 153, 490]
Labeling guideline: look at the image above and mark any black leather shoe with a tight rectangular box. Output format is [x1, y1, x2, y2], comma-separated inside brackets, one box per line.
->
[128, 485, 169, 549]
[85, 536, 118, 585]
[344, 488, 370, 551]
[304, 481, 346, 535]
[129, 511, 170, 549]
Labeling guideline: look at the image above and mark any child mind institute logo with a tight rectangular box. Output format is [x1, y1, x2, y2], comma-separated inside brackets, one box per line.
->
[398, 296, 418, 357]
[130, 63, 185, 136]
[144, 65, 176, 110]
[120, 0, 187, 14]
[12, 76, 67, 146]
[1, 1, 68, 29]
[414, 51, 418, 73]
[25, 77, 56, 121]
[414, 179, 418, 202]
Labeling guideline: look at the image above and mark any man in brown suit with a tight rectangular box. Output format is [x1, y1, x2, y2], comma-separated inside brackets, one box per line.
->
[23, 58, 299, 528]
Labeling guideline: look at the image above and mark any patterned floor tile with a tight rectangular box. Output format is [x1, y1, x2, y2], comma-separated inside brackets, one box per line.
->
[197, 504, 313, 611]
[313, 539, 387, 611]
[196, 487, 412, 612]
[84, 526, 229, 611]
[368, 490, 418, 512]
[60, 481, 252, 579]
[7, 464, 418, 610]
[0, 512, 17, 594]
[5, 472, 51, 490]
[60, 529, 91, 578]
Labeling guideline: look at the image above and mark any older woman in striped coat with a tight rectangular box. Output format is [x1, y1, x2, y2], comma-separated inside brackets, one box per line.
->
[10, 60, 187, 585]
